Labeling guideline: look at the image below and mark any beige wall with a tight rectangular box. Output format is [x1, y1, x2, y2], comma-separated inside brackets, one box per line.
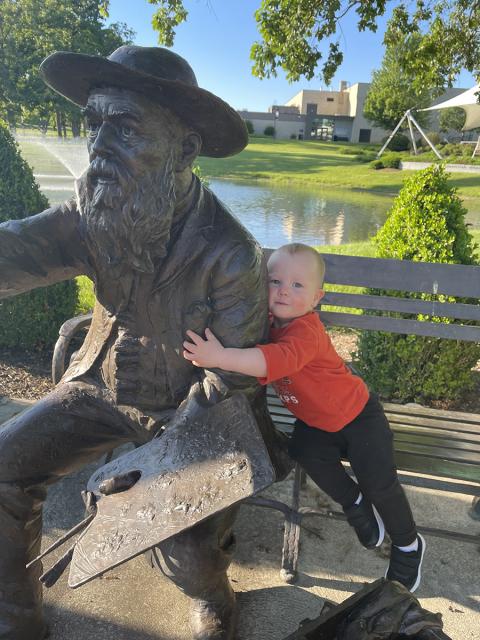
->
[286, 90, 350, 116]
[347, 83, 387, 143]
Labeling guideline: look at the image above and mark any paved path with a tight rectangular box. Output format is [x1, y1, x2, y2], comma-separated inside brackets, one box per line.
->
[1, 397, 479, 639]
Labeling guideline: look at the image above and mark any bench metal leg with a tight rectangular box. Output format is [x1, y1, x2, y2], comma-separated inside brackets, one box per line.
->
[469, 496, 480, 521]
[280, 463, 303, 584]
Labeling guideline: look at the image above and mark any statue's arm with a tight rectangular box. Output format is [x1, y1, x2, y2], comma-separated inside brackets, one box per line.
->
[0, 202, 87, 299]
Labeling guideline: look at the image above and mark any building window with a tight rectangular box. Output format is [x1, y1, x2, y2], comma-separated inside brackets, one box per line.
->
[326, 97, 334, 102]
[359, 129, 371, 143]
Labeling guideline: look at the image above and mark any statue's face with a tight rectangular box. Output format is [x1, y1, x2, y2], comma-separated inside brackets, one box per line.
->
[77, 88, 185, 273]
[84, 87, 183, 179]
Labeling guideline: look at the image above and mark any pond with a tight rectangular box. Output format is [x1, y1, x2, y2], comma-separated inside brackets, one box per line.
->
[208, 180, 392, 247]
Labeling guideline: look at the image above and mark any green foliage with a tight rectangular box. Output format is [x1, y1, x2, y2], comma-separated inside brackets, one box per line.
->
[0, 120, 77, 348]
[381, 153, 401, 169]
[423, 131, 443, 146]
[385, 2, 480, 93]
[355, 165, 480, 404]
[439, 107, 467, 133]
[137, 2, 480, 89]
[364, 38, 434, 131]
[370, 159, 384, 170]
[0, 123, 48, 221]
[245, 120, 254, 134]
[441, 143, 472, 159]
[76, 275, 96, 314]
[339, 146, 360, 155]
[383, 132, 410, 152]
[0, 0, 134, 131]
[192, 162, 210, 186]
[263, 125, 275, 136]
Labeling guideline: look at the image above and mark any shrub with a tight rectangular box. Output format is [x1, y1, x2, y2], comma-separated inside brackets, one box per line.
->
[339, 146, 360, 155]
[263, 125, 275, 136]
[424, 131, 443, 146]
[355, 165, 480, 404]
[245, 119, 254, 134]
[442, 143, 464, 157]
[360, 152, 377, 162]
[351, 151, 376, 163]
[382, 132, 410, 152]
[370, 159, 384, 170]
[382, 153, 401, 169]
[0, 120, 77, 349]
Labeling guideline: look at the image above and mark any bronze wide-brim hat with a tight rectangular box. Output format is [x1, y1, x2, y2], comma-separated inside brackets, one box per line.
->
[39, 45, 248, 158]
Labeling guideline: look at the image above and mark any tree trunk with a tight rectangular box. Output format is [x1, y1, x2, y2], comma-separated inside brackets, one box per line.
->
[55, 109, 63, 137]
[71, 114, 81, 138]
[6, 108, 16, 132]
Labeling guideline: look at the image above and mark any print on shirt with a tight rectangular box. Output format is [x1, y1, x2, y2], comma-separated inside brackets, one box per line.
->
[273, 377, 299, 405]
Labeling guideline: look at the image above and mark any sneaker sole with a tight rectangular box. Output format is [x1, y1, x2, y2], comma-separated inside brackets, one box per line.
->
[409, 533, 426, 593]
[373, 505, 385, 547]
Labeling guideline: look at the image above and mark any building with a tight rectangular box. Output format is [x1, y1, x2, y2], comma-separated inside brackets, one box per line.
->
[239, 83, 467, 143]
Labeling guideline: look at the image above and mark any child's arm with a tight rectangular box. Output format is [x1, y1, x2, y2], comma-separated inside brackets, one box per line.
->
[183, 328, 267, 377]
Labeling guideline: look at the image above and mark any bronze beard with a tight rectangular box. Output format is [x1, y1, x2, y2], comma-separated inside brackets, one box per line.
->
[75, 152, 176, 274]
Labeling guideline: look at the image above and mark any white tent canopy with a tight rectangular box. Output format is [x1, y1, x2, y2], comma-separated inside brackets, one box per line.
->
[421, 85, 480, 130]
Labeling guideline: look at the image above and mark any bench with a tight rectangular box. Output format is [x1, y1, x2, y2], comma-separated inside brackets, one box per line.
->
[52, 251, 480, 583]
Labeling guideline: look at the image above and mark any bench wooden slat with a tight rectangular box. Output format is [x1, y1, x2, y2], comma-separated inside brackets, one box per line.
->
[393, 438, 480, 467]
[386, 414, 480, 435]
[320, 253, 480, 298]
[320, 311, 480, 341]
[393, 432, 480, 451]
[393, 431, 480, 454]
[383, 402, 480, 424]
[393, 452, 480, 483]
[322, 291, 480, 322]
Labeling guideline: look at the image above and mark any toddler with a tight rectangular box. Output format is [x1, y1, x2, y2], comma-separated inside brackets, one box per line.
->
[183, 242, 425, 592]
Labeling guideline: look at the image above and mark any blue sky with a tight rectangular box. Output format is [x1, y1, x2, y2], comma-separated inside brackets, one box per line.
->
[107, 1, 475, 112]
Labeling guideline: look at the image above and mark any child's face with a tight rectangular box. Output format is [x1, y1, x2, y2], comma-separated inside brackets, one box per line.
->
[267, 250, 324, 327]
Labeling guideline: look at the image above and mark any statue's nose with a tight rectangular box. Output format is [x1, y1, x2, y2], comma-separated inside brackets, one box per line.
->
[90, 122, 115, 158]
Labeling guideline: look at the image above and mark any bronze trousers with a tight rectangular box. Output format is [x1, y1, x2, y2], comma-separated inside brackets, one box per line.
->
[0, 381, 237, 640]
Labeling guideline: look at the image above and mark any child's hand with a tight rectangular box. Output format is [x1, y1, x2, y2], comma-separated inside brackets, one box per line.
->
[183, 328, 225, 369]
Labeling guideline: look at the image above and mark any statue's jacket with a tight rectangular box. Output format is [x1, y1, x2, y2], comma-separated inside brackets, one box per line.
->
[0, 178, 290, 477]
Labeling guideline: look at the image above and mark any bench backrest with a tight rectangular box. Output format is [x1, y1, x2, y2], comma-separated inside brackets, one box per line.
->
[264, 249, 480, 342]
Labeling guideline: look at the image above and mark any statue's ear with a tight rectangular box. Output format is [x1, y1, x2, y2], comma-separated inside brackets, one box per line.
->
[177, 131, 202, 171]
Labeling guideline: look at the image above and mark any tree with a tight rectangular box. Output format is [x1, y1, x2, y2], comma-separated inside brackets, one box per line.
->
[439, 107, 467, 132]
[363, 39, 433, 131]
[0, 0, 134, 133]
[115, 1, 479, 90]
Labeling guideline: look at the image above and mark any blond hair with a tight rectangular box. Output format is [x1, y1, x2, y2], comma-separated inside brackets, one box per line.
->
[272, 243, 325, 287]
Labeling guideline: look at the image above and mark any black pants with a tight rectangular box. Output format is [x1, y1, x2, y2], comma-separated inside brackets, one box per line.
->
[0, 380, 237, 640]
[288, 394, 417, 547]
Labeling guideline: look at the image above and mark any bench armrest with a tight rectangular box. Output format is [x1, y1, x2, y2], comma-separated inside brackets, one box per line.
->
[52, 312, 93, 384]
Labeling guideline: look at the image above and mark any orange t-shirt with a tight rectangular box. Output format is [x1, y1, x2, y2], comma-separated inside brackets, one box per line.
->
[257, 312, 369, 432]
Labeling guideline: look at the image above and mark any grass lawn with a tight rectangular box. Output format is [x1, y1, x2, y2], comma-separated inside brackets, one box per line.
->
[198, 137, 480, 201]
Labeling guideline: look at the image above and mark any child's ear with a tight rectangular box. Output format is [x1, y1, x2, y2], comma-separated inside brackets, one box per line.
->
[313, 289, 325, 307]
